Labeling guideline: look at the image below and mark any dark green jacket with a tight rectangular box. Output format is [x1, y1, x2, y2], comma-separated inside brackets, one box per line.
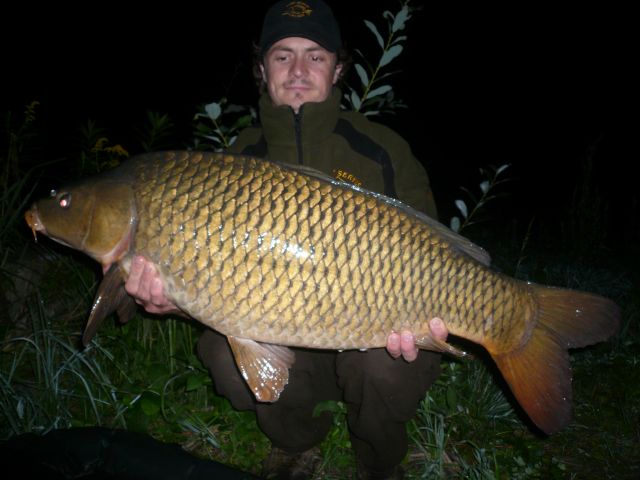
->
[227, 88, 438, 218]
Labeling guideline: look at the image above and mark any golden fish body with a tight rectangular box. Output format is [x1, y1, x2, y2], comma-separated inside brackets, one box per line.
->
[135, 153, 525, 351]
[25, 151, 620, 434]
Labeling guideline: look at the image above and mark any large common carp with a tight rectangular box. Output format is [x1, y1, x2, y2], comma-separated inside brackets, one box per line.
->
[25, 151, 619, 434]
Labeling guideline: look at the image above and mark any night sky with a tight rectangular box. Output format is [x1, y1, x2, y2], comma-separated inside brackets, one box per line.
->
[3, 1, 635, 245]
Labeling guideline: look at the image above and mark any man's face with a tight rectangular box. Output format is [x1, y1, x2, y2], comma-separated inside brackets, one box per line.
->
[261, 37, 342, 114]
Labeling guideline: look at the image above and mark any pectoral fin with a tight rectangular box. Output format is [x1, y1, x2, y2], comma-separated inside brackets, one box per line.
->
[415, 334, 468, 358]
[82, 263, 137, 346]
[226, 336, 295, 402]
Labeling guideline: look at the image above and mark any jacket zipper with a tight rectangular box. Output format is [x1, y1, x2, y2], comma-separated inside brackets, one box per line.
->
[294, 108, 303, 164]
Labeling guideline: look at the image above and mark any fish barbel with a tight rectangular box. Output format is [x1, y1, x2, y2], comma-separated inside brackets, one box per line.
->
[25, 151, 620, 434]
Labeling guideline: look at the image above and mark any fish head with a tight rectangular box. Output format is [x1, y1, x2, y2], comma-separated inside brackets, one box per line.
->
[25, 178, 136, 268]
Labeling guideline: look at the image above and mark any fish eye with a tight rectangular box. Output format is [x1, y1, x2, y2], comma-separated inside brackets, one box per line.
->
[58, 192, 71, 209]
[49, 189, 57, 197]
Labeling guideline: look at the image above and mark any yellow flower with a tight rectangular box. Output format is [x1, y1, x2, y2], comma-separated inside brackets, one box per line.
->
[105, 144, 129, 157]
[91, 137, 109, 153]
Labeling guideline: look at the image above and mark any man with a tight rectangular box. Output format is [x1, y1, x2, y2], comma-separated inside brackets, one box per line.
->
[126, 1, 448, 478]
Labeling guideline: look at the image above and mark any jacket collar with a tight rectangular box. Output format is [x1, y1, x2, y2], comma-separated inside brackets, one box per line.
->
[259, 88, 341, 147]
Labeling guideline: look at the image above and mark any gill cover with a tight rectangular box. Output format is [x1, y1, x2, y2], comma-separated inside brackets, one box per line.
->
[31, 179, 136, 266]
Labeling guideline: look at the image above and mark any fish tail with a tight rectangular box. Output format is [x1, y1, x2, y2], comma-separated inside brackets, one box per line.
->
[491, 284, 620, 434]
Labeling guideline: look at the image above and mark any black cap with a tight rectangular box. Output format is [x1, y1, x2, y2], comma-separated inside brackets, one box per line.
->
[259, 0, 342, 53]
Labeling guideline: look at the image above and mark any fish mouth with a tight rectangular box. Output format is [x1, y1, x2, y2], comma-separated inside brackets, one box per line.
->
[23, 205, 76, 251]
[24, 206, 45, 241]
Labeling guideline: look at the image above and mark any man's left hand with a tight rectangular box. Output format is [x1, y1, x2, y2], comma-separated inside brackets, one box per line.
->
[386, 317, 448, 362]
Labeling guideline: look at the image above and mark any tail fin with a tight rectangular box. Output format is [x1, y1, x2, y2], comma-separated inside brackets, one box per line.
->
[492, 284, 620, 434]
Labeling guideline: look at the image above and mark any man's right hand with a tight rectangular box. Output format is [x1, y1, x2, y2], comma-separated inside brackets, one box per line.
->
[125, 255, 180, 315]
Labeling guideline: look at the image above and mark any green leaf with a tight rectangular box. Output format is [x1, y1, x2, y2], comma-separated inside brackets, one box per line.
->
[225, 103, 246, 114]
[204, 102, 222, 121]
[380, 45, 403, 68]
[496, 164, 510, 175]
[460, 186, 479, 204]
[16, 398, 24, 419]
[140, 391, 161, 417]
[313, 400, 346, 417]
[392, 6, 410, 32]
[450, 216, 461, 232]
[235, 114, 254, 129]
[354, 64, 369, 87]
[479, 180, 490, 194]
[446, 384, 458, 411]
[364, 20, 384, 49]
[367, 85, 392, 99]
[392, 35, 407, 45]
[186, 372, 209, 392]
[455, 199, 468, 218]
[350, 91, 362, 110]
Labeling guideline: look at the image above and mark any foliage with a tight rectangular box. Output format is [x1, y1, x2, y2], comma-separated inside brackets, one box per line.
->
[73, 111, 174, 176]
[2, 101, 40, 178]
[341, 0, 414, 116]
[136, 111, 176, 153]
[449, 164, 510, 233]
[0, 102, 43, 243]
[0, 245, 269, 472]
[313, 400, 354, 477]
[1, 302, 125, 435]
[192, 99, 256, 151]
[75, 119, 129, 175]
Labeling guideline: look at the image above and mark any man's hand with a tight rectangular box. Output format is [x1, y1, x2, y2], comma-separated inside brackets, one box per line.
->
[125, 256, 180, 315]
[386, 318, 448, 362]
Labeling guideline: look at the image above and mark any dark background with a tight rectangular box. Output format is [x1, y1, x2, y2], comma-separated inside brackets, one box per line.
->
[2, 1, 635, 245]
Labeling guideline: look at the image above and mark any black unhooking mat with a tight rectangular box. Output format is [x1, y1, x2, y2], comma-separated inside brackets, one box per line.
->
[0, 427, 261, 479]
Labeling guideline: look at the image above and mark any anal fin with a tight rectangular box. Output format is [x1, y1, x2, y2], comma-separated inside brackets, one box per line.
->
[415, 334, 468, 358]
[227, 336, 295, 402]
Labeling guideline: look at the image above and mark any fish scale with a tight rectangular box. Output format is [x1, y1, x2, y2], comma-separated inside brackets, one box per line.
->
[134, 153, 507, 348]
[25, 150, 620, 434]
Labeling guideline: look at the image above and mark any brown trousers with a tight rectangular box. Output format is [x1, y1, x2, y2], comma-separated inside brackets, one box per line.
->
[196, 329, 441, 471]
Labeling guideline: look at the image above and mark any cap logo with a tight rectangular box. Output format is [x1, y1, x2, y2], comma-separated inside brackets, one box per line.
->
[282, 1, 312, 18]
